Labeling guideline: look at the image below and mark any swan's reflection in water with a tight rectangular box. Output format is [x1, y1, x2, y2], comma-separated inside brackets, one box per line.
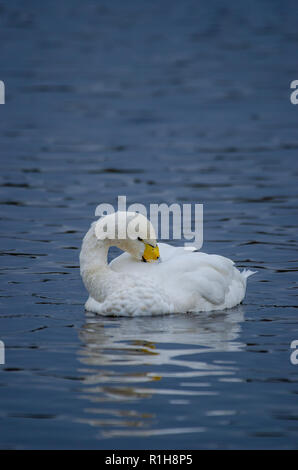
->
[76, 308, 245, 438]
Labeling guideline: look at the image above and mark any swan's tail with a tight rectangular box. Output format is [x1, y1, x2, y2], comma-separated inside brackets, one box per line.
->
[241, 269, 257, 280]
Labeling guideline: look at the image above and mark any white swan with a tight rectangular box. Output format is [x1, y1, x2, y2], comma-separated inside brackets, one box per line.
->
[80, 211, 255, 316]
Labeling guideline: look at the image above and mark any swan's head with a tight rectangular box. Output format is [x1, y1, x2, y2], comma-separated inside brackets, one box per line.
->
[94, 211, 160, 263]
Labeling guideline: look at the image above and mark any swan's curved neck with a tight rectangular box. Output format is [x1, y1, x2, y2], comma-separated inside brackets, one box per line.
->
[79, 225, 115, 301]
[80, 230, 109, 270]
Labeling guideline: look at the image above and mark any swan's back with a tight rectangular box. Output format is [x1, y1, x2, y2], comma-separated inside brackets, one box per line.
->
[110, 243, 255, 314]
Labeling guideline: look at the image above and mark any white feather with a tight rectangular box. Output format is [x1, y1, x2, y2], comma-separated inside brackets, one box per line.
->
[80, 213, 255, 316]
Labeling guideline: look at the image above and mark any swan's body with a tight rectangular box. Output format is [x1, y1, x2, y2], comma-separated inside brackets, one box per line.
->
[80, 212, 255, 316]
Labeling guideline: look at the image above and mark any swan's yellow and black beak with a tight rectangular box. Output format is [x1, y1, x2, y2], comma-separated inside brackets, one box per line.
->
[142, 244, 160, 263]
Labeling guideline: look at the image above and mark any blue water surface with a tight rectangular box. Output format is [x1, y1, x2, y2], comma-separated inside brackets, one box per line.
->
[0, 0, 298, 449]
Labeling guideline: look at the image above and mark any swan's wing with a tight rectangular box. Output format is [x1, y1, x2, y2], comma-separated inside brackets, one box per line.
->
[110, 245, 249, 311]
[158, 242, 197, 261]
[110, 252, 141, 274]
[164, 251, 238, 306]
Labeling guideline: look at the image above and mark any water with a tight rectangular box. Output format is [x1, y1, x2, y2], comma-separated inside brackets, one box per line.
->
[0, 0, 298, 449]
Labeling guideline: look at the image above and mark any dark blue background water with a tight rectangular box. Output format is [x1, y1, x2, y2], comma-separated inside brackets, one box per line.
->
[0, 0, 298, 449]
